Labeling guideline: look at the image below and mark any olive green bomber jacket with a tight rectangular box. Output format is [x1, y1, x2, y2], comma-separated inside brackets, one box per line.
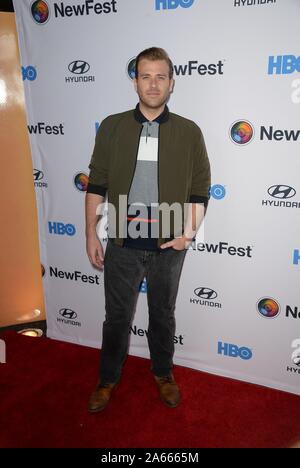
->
[87, 106, 211, 247]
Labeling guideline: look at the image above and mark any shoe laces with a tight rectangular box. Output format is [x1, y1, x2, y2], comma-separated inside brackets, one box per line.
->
[157, 375, 174, 384]
[98, 382, 113, 389]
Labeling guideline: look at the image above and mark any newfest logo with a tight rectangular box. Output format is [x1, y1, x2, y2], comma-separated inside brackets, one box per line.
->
[130, 326, 184, 345]
[173, 60, 224, 77]
[0, 339, 6, 364]
[31, 0, 50, 23]
[262, 185, 300, 209]
[286, 304, 300, 319]
[49, 266, 101, 285]
[28, 122, 64, 135]
[260, 126, 300, 141]
[127, 58, 136, 80]
[65, 61, 95, 84]
[257, 298, 280, 319]
[230, 120, 254, 145]
[126, 57, 225, 79]
[30, 0, 117, 23]
[188, 241, 253, 258]
[230, 120, 300, 143]
[74, 173, 89, 192]
[257, 297, 300, 320]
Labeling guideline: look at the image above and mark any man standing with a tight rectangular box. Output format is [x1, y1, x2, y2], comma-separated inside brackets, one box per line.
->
[86, 47, 211, 412]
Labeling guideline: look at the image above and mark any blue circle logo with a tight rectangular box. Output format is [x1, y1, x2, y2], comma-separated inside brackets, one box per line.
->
[210, 185, 226, 200]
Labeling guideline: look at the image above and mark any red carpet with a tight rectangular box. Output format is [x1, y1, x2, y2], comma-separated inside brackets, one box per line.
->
[0, 330, 299, 448]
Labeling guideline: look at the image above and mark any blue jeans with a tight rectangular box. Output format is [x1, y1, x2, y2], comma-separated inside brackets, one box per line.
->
[99, 239, 187, 384]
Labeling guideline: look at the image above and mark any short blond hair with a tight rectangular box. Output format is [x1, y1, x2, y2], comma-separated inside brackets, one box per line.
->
[135, 47, 174, 79]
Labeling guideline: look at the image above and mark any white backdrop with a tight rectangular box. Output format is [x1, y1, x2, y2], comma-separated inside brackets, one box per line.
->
[13, 0, 300, 395]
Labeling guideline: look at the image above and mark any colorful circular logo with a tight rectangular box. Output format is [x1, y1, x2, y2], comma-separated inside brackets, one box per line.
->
[74, 173, 89, 192]
[31, 0, 50, 24]
[127, 57, 136, 80]
[257, 298, 280, 319]
[230, 120, 254, 145]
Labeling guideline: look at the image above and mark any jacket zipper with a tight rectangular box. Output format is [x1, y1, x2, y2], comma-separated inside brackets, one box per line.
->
[121, 124, 143, 246]
[157, 124, 161, 248]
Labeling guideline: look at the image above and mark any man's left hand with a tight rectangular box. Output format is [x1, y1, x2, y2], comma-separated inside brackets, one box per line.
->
[160, 236, 192, 251]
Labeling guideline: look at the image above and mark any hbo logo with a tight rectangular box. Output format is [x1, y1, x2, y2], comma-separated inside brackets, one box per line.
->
[48, 222, 76, 236]
[22, 66, 37, 81]
[268, 55, 300, 75]
[218, 341, 253, 360]
[156, 0, 195, 10]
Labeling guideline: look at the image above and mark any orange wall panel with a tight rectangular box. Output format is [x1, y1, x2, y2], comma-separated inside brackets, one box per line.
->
[0, 12, 45, 327]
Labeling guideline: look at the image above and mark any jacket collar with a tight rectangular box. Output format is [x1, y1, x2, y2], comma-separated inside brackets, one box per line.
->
[134, 103, 169, 124]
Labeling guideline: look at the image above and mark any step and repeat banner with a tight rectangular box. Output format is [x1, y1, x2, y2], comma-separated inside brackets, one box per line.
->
[13, 0, 300, 395]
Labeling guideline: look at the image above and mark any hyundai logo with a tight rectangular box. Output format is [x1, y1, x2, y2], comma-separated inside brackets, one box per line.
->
[194, 287, 218, 300]
[267, 185, 296, 199]
[59, 308, 77, 320]
[293, 354, 300, 366]
[68, 61, 90, 75]
[33, 169, 44, 181]
[291, 339, 300, 367]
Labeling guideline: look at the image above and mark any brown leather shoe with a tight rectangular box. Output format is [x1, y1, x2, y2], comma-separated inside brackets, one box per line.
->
[88, 382, 117, 413]
[154, 373, 180, 408]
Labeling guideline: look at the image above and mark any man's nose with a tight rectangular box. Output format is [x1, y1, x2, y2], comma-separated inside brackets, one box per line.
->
[150, 78, 158, 88]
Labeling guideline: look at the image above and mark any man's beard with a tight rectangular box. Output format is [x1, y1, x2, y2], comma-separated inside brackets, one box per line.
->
[139, 93, 169, 110]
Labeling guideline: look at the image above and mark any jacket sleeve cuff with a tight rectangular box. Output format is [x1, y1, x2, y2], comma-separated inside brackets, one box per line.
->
[189, 195, 209, 204]
[87, 183, 107, 197]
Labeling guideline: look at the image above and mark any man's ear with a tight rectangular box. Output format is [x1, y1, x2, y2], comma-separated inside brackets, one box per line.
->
[133, 78, 138, 93]
[170, 78, 175, 93]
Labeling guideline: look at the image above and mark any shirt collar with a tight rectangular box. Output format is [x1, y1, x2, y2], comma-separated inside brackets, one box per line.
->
[134, 104, 169, 124]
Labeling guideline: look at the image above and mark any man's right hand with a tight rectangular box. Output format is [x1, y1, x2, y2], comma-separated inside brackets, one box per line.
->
[86, 235, 104, 270]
